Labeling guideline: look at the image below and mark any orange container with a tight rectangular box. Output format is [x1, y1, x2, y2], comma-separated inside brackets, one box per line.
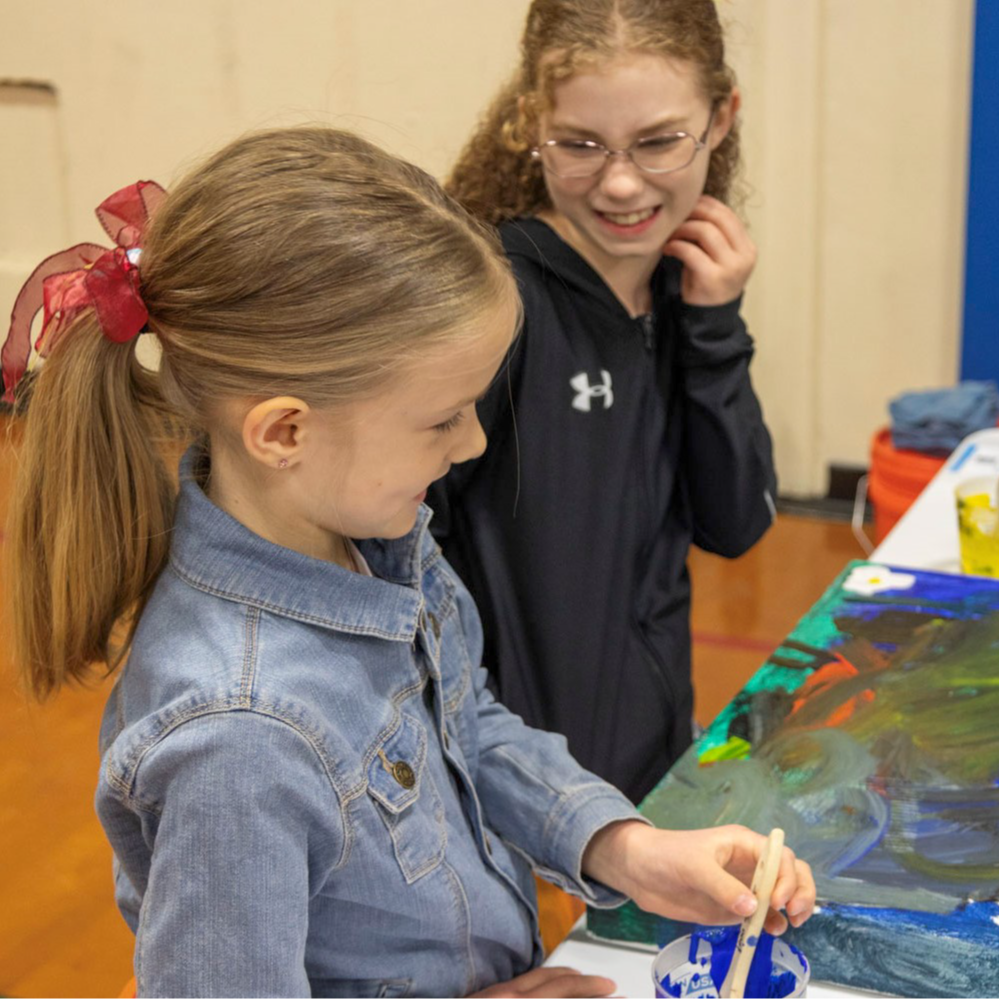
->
[868, 427, 947, 543]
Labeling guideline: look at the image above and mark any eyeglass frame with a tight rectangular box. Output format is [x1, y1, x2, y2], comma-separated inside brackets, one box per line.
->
[529, 107, 717, 179]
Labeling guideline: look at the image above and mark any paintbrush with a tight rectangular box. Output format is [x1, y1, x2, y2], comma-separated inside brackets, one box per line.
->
[720, 828, 785, 999]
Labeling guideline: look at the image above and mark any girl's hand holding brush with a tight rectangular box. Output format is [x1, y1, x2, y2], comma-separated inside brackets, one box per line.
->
[581, 821, 816, 931]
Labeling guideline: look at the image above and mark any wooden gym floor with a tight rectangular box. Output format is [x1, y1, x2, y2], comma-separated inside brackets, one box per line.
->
[0, 422, 864, 997]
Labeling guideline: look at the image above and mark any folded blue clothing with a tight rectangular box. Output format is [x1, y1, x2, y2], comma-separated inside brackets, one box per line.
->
[890, 380, 999, 454]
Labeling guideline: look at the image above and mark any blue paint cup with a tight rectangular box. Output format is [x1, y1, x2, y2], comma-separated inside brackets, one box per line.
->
[652, 926, 809, 998]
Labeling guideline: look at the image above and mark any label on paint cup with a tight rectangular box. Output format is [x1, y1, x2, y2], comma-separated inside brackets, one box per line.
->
[652, 927, 810, 999]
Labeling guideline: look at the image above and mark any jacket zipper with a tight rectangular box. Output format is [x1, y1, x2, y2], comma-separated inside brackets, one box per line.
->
[640, 312, 655, 351]
[633, 311, 678, 710]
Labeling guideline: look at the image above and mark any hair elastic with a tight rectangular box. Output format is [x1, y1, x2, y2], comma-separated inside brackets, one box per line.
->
[1, 180, 166, 404]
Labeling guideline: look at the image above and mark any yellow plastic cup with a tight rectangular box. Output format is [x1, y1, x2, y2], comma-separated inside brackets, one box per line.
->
[955, 477, 999, 577]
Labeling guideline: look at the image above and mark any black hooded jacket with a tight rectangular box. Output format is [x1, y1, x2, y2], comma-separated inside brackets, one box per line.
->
[429, 218, 776, 804]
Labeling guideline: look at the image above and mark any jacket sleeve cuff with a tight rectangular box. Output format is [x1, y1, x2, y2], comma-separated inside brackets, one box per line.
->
[677, 295, 754, 367]
[533, 790, 652, 909]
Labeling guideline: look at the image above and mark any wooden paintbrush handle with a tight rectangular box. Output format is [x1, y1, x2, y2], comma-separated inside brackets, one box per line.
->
[721, 828, 785, 999]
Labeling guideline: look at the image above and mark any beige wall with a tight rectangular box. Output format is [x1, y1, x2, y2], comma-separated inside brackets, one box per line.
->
[1, 0, 973, 495]
[727, 0, 973, 494]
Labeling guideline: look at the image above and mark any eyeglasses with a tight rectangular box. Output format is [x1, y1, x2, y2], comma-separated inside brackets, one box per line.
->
[531, 110, 715, 179]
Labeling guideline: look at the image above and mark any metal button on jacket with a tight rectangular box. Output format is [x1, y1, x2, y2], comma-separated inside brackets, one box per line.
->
[378, 748, 416, 790]
[391, 760, 415, 789]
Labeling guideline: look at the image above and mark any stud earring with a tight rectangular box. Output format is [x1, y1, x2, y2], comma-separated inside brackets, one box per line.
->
[278, 458, 289, 469]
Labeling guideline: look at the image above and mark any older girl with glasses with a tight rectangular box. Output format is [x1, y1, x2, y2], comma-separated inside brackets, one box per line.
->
[432, 0, 777, 808]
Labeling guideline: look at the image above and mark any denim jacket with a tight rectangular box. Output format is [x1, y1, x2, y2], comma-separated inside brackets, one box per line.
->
[96, 448, 641, 998]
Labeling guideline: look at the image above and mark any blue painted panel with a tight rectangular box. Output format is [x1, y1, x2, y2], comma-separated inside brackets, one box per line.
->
[590, 560, 999, 997]
[961, 0, 999, 383]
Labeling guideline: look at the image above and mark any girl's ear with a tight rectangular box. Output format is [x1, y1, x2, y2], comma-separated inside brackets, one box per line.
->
[242, 396, 311, 471]
[708, 87, 741, 151]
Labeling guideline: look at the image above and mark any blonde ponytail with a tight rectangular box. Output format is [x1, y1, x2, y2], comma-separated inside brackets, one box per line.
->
[5, 125, 510, 700]
[6, 320, 176, 699]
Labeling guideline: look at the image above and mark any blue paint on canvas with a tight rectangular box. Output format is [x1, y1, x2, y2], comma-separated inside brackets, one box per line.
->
[588, 562, 999, 998]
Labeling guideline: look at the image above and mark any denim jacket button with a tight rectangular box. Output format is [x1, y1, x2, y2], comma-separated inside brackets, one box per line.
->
[392, 760, 416, 789]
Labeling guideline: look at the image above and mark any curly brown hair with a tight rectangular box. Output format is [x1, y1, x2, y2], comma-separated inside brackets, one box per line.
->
[447, 0, 742, 226]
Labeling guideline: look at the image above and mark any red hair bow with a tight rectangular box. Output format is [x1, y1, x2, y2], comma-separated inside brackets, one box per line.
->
[2, 180, 166, 404]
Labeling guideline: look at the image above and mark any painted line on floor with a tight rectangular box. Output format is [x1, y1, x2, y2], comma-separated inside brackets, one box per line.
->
[691, 631, 778, 654]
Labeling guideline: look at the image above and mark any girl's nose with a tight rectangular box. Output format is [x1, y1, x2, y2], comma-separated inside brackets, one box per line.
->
[452, 408, 488, 464]
[597, 154, 645, 200]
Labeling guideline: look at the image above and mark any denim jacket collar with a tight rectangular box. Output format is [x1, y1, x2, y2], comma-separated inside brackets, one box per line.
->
[168, 445, 437, 642]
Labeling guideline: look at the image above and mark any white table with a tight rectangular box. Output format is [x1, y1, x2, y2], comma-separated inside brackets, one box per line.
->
[547, 428, 999, 997]
[871, 426, 999, 570]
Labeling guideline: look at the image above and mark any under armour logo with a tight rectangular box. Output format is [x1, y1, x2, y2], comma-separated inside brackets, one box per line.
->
[570, 370, 614, 412]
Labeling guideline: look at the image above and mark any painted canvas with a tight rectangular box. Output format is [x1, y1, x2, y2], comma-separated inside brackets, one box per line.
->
[588, 561, 999, 997]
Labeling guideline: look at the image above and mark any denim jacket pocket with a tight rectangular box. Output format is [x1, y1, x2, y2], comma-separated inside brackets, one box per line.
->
[311, 976, 412, 998]
[309, 978, 413, 999]
[367, 714, 446, 883]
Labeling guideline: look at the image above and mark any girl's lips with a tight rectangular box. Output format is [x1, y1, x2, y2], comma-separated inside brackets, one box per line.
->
[594, 205, 661, 237]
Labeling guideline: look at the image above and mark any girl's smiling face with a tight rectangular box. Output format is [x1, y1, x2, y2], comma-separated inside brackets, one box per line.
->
[304, 285, 519, 542]
[210, 279, 519, 565]
[535, 52, 734, 278]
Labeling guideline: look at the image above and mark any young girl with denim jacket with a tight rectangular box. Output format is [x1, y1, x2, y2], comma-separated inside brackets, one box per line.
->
[4, 126, 813, 998]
